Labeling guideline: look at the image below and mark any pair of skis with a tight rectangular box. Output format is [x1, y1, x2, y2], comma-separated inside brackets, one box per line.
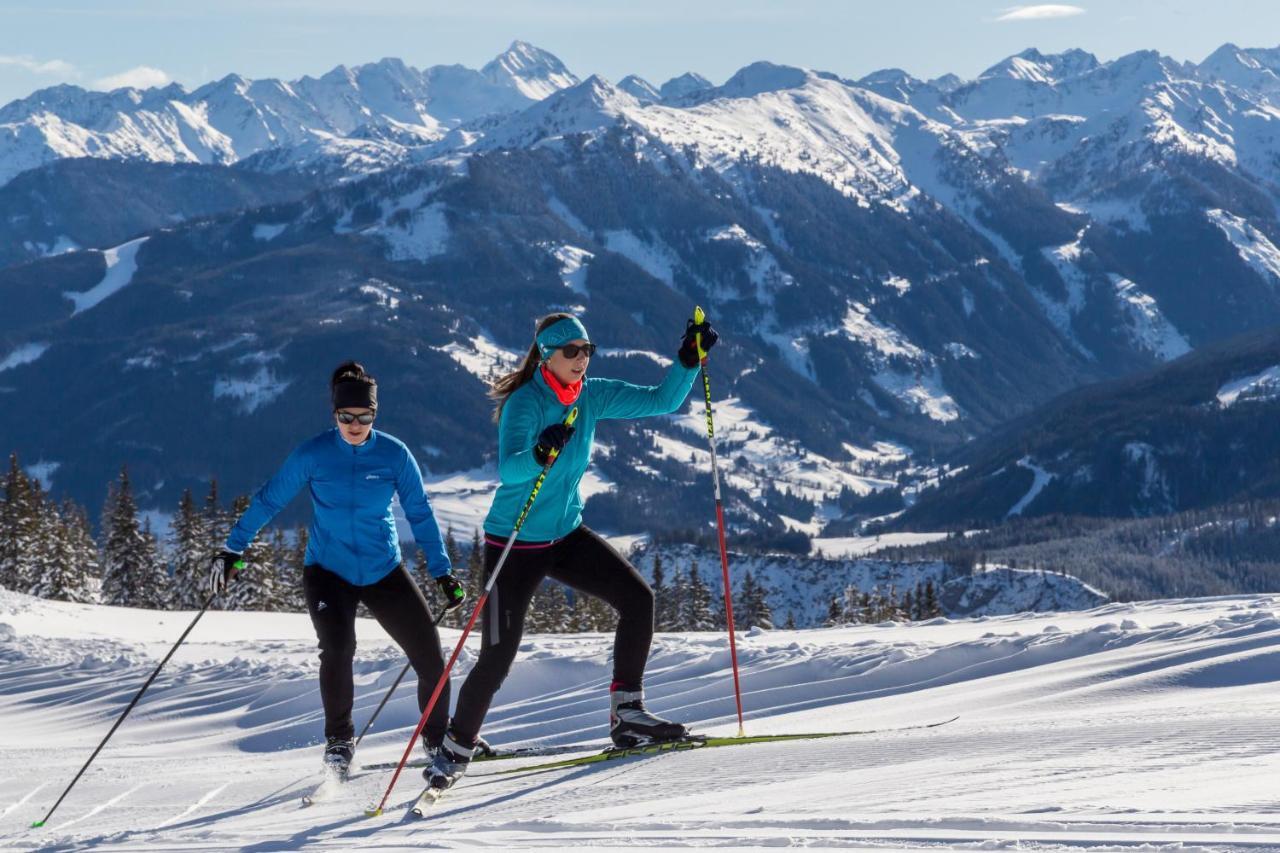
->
[373, 718, 959, 818]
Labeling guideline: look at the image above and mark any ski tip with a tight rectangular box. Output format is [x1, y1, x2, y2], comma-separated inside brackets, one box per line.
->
[694, 305, 705, 324]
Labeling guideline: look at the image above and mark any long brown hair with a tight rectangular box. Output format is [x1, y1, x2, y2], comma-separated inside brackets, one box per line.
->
[489, 312, 575, 422]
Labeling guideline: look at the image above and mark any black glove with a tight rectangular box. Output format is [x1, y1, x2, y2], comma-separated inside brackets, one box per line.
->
[207, 550, 245, 595]
[435, 574, 467, 613]
[678, 318, 719, 368]
[534, 422, 575, 465]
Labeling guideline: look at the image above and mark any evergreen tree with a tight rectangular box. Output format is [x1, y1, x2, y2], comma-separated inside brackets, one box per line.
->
[682, 562, 716, 631]
[737, 570, 774, 630]
[669, 564, 690, 630]
[922, 579, 942, 618]
[528, 580, 569, 632]
[825, 595, 843, 627]
[266, 526, 296, 611]
[0, 453, 37, 591]
[278, 526, 310, 612]
[170, 488, 208, 609]
[783, 611, 797, 630]
[133, 518, 172, 610]
[28, 496, 93, 602]
[101, 466, 150, 607]
[651, 553, 674, 631]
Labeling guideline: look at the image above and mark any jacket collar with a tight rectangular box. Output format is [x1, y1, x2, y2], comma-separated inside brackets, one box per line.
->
[332, 427, 379, 454]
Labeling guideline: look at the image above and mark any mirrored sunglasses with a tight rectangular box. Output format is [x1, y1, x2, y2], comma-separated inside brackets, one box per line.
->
[336, 411, 375, 425]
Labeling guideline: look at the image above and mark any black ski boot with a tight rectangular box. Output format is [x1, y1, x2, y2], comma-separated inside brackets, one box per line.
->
[423, 732, 475, 791]
[609, 688, 687, 748]
[323, 737, 354, 779]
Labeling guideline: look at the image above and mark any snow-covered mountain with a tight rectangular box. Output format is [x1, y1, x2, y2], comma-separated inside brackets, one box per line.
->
[7, 41, 1280, 546]
[634, 543, 1107, 628]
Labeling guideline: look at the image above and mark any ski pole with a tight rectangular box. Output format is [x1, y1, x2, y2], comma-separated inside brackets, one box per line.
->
[354, 603, 438, 748]
[366, 406, 579, 817]
[693, 305, 746, 737]
[32, 590, 220, 828]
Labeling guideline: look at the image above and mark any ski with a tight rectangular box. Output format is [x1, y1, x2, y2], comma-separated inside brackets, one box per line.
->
[409, 784, 446, 818]
[490, 717, 959, 775]
[361, 716, 958, 772]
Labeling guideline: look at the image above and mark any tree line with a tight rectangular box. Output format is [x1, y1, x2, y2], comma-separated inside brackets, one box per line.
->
[0, 453, 784, 632]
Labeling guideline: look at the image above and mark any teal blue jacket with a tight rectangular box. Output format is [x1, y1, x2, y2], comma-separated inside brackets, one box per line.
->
[484, 363, 700, 542]
[225, 429, 450, 586]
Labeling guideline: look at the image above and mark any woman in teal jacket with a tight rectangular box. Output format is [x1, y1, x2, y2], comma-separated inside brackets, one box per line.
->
[207, 361, 467, 777]
[424, 311, 718, 791]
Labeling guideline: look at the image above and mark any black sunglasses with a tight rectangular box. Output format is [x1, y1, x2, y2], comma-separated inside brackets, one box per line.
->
[336, 411, 375, 425]
[555, 343, 597, 359]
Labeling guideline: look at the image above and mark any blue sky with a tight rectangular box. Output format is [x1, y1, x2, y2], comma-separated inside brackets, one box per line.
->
[2, 1, 1279, 105]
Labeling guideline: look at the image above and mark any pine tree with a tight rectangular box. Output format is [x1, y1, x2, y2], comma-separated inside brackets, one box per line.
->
[825, 595, 843, 627]
[170, 488, 208, 609]
[669, 564, 690, 631]
[783, 611, 797, 630]
[737, 570, 773, 630]
[133, 518, 172, 609]
[28, 496, 94, 602]
[682, 562, 716, 631]
[922, 579, 942, 618]
[278, 525, 310, 612]
[266, 526, 295, 611]
[101, 466, 150, 607]
[0, 453, 38, 591]
[651, 553, 674, 631]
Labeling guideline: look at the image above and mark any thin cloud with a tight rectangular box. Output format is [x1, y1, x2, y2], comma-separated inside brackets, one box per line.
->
[995, 5, 1086, 22]
[0, 55, 78, 76]
[93, 66, 172, 91]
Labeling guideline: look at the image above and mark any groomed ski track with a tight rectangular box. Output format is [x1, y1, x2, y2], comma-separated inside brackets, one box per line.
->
[1, 589, 1279, 850]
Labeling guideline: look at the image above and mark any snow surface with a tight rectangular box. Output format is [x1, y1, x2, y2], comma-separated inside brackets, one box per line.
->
[1007, 456, 1053, 518]
[62, 237, 149, 316]
[212, 367, 291, 414]
[1216, 363, 1280, 407]
[0, 342, 49, 373]
[1206, 208, 1280, 285]
[4, 588, 1279, 850]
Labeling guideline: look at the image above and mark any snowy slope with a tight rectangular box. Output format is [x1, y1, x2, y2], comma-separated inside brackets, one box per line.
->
[2, 589, 1279, 850]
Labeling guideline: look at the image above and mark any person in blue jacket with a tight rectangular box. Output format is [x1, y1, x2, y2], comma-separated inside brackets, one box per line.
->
[424, 311, 718, 791]
[207, 361, 466, 777]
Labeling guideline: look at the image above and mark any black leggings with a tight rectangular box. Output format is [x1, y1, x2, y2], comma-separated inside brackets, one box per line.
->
[450, 525, 654, 744]
[303, 563, 448, 743]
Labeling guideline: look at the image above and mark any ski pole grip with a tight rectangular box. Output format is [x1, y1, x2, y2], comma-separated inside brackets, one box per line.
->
[693, 305, 708, 361]
[548, 407, 579, 462]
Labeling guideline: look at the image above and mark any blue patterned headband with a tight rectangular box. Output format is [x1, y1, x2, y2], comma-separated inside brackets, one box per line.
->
[536, 316, 590, 360]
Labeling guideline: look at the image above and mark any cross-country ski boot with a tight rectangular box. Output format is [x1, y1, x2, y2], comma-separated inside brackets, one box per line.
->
[609, 688, 688, 748]
[423, 732, 475, 791]
[322, 737, 354, 780]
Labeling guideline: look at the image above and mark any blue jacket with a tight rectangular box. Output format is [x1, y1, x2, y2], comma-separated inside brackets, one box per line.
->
[226, 429, 451, 586]
[484, 362, 700, 542]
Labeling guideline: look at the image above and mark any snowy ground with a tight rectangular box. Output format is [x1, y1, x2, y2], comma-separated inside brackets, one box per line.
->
[2, 589, 1279, 851]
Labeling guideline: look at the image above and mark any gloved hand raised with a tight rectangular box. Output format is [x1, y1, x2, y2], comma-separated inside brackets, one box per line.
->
[208, 550, 245, 595]
[534, 422, 575, 465]
[678, 317, 719, 368]
[436, 574, 467, 613]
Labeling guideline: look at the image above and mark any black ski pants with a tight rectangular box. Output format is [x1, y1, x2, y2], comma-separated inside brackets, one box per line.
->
[450, 525, 654, 744]
[302, 563, 448, 744]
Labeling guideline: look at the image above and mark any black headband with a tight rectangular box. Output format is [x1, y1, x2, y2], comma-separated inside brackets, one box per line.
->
[332, 378, 377, 411]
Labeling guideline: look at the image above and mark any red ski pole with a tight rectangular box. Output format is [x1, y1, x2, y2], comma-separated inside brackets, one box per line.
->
[365, 406, 578, 817]
[693, 305, 746, 737]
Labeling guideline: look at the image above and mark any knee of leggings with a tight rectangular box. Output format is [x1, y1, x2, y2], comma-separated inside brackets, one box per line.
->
[624, 584, 655, 623]
[318, 634, 357, 662]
